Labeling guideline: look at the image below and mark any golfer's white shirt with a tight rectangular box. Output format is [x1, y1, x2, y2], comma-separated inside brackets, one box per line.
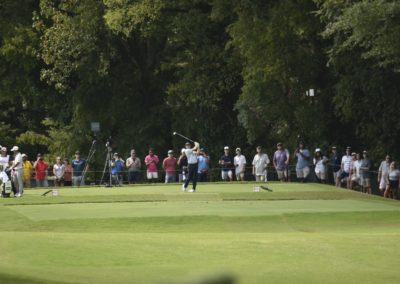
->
[185, 149, 198, 164]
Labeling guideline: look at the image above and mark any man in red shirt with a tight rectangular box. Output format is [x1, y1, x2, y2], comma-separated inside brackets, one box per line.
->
[33, 154, 49, 187]
[163, 150, 177, 183]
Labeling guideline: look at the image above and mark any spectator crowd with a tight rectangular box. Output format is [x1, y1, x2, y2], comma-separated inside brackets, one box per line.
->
[1, 142, 399, 200]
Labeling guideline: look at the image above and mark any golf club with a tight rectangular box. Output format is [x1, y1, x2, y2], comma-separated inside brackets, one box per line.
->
[172, 132, 195, 143]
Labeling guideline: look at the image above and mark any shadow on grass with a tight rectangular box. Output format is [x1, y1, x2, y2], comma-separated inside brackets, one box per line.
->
[0, 273, 74, 284]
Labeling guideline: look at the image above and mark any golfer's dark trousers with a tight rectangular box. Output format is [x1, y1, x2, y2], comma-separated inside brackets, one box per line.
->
[184, 163, 198, 189]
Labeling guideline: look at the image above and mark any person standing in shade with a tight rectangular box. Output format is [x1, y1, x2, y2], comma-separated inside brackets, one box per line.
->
[22, 154, 33, 188]
[378, 155, 391, 196]
[384, 162, 400, 199]
[337, 146, 352, 187]
[63, 159, 73, 186]
[360, 150, 372, 194]
[219, 146, 234, 181]
[163, 150, 177, 183]
[182, 141, 200, 192]
[34, 154, 49, 187]
[330, 146, 342, 186]
[252, 146, 270, 182]
[314, 148, 328, 183]
[295, 142, 310, 183]
[197, 148, 210, 182]
[72, 151, 86, 187]
[53, 157, 65, 187]
[177, 149, 188, 182]
[10, 146, 23, 197]
[234, 148, 246, 181]
[273, 143, 290, 182]
[144, 149, 159, 183]
[126, 149, 141, 184]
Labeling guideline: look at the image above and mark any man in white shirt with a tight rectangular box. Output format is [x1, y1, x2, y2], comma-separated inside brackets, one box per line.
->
[10, 146, 23, 197]
[252, 146, 270, 182]
[337, 146, 353, 187]
[182, 141, 200, 192]
[234, 148, 246, 181]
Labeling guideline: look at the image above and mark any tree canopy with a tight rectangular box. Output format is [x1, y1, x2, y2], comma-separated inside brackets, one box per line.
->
[1, 0, 399, 167]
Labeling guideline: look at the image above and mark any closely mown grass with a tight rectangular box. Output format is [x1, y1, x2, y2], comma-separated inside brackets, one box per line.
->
[1, 182, 399, 284]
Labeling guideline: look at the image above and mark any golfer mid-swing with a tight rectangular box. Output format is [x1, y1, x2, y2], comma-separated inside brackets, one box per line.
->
[182, 141, 200, 192]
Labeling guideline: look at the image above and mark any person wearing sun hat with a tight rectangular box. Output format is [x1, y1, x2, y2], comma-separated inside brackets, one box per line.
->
[10, 146, 23, 197]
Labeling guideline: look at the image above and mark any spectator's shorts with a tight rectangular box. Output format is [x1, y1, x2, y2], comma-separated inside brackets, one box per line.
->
[277, 170, 288, 180]
[255, 174, 266, 182]
[339, 171, 349, 181]
[221, 170, 233, 180]
[315, 170, 326, 180]
[147, 172, 158, 179]
[389, 180, 399, 190]
[351, 175, 360, 184]
[333, 170, 341, 182]
[361, 177, 371, 187]
[296, 166, 310, 179]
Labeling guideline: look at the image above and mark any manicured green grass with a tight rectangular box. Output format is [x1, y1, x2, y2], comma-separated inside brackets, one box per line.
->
[1, 182, 400, 284]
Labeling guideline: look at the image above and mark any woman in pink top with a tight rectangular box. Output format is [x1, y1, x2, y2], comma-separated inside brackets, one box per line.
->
[144, 149, 159, 183]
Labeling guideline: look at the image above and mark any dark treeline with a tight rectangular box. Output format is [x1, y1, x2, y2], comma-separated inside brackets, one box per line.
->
[1, 0, 400, 168]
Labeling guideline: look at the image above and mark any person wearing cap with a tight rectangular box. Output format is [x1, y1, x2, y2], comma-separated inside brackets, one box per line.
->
[330, 146, 342, 186]
[337, 146, 352, 187]
[144, 148, 159, 183]
[33, 154, 49, 188]
[349, 153, 362, 190]
[10, 146, 24, 196]
[314, 149, 328, 183]
[378, 155, 391, 196]
[177, 149, 188, 183]
[163, 150, 177, 183]
[0, 147, 10, 169]
[295, 142, 310, 182]
[360, 150, 372, 194]
[219, 146, 234, 181]
[63, 159, 73, 186]
[234, 148, 246, 181]
[22, 154, 33, 188]
[126, 149, 141, 184]
[182, 141, 200, 192]
[72, 151, 87, 187]
[252, 146, 270, 182]
[197, 148, 210, 182]
[111, 153, 124, 185]
[273, 143, 290, 182]
[53, 156, 65, 187]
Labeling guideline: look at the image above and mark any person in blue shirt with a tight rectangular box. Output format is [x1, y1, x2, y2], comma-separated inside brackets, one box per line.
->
[111, 153, 124, 185]
[295, 142, 310, 183]
[71, 151, 87, 187]
[197, 148, 210, 182]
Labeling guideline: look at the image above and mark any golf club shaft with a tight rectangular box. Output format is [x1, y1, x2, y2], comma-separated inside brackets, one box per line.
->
[174, 132, 195, 143]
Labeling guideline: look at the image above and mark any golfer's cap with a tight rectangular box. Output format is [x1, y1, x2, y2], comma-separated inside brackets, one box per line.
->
[277, 142, 283, 146]
[236, 147, 241, 152]
[113, 152, 118, 156]
[185, 142, 191, 146]
[168, 150, 173, 154]
[22, 154, 27, 158]
[363, 150, 368, 154]
[75, 150, 80, 155]
[315, 148, 321, 153]
[1, 147, 6, 152]
[11, 146, 19, 151]
[351, 152, 356, 156]
[224, 146, 229, 150]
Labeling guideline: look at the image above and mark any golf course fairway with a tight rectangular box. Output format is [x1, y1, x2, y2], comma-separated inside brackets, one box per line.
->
[1, 182, 399, 284]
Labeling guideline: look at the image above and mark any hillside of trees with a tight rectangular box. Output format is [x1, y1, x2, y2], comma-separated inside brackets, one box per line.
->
[1, 0, 400, 166]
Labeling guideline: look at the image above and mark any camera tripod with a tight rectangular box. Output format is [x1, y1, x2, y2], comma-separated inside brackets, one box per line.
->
[100, 146, 114, 187]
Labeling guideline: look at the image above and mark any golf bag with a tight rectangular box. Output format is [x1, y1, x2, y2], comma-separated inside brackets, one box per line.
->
[1, 169, 14, 198]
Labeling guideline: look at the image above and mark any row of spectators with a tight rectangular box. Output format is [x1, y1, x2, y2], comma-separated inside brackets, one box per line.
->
[1, 143, 399, 199]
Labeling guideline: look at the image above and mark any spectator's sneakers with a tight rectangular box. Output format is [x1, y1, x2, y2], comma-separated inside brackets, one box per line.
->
[182, 184, 186, 192]
[189, 189, 196, 193]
